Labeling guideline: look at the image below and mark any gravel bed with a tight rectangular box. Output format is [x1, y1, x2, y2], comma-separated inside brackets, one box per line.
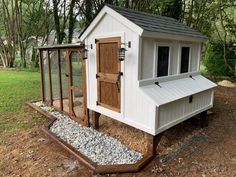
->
[33, 102, 143, 165]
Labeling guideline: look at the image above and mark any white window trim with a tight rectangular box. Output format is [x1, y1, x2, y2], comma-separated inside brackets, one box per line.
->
[178, 44, 192, 74]
[153, 42, 172, 78]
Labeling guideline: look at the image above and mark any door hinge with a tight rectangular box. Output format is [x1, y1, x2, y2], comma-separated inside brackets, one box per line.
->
[96, 74, 99, 79]
[119, 72, 123, 76]
[95, 39, 98, 43]
[96, 101, 99, 106]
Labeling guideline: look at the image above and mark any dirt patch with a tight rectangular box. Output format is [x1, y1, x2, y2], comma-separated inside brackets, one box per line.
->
[218, 80, 236, 87]
[1, 86, 236, 176]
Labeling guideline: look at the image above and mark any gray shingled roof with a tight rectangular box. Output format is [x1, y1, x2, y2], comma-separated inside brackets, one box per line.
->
[106, 4, 207, 39]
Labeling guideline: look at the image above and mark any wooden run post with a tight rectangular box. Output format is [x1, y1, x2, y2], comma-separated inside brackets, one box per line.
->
[57, 49, 63, 111]
[92, 111, 101, 130]
[200, 110, 208, 128]
[47, 50, 53, 106]
[146, 133, 163, 156]
[82, 55, 90, 127]
[66, 50, 74, 117]
[39, 50, 45, 101]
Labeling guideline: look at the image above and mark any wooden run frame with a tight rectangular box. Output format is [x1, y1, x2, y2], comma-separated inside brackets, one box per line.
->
[27, 102, 163, 174]
[37, 44, 89, 126]
[30, 43, 164, 174]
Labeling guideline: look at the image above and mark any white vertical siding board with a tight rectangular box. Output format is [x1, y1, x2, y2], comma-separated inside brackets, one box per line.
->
[197, 43, 202, 72]
[138, 36, 142, 80]
[190, 43, 200, 72]
[171, 42, 179, 75]
[141, 38, 155, 79]
[156, 105, 212, 134]
[176, 43, 181, 74]
[153, 43, 157, 78]
[158, 90, 213, 130]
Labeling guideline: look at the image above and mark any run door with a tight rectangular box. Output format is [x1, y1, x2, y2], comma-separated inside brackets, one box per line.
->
[96, 37, 121, 112]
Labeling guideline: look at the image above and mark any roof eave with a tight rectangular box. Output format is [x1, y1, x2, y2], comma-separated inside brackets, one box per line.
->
[142, 30, 208, 42]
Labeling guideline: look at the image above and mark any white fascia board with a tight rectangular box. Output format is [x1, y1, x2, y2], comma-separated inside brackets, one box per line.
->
[80, 6, 143, 41]
[142, 30, 208, 43]
[105, 6, 143, 35]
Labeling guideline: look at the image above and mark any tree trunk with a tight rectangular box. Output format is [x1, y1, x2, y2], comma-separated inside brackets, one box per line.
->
[218, 0, 236, 76]
[125, 0, 129, 8]
[0, 53, 6, 68]
[85, 0, 93, 26]
[52, 0, 62, 44]
[68, 0, 76, 43]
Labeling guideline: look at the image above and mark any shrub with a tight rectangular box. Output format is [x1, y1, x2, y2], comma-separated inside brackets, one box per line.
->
[203, 40, 236, 76]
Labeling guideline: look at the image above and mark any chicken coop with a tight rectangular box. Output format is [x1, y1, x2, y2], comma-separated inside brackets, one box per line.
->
[31, 4, 217, 174]
[79, 4, 217, 135]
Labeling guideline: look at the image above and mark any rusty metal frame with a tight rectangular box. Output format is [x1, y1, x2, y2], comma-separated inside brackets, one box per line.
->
[27, 101, 162, 174]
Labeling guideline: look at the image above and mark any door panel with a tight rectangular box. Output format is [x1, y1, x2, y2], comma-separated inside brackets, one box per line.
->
[70, 51, 84, 118]
[96, 37, 121, 112]
[99, 81, 120, 111]
[99, 43, 119, 74]
[66, 50, 84, 118]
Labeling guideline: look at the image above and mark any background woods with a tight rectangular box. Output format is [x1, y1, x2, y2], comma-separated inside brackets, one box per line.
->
[0, 0, 235, 77]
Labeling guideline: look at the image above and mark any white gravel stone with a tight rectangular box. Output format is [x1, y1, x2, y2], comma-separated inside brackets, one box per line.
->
[33, 102, 143, 165]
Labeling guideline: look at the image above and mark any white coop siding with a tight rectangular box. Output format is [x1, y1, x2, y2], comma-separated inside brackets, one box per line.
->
[141, 38, 155, 79]
[171, 42, 179, 75]
[85, 13, 156, 134]
[157, 89, 213, 132]
[184, 89, 212, 115]
[86, 13, 131, 114]
[190, 43, 200, 72]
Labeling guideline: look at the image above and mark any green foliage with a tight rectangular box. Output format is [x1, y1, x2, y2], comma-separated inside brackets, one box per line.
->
[203, 40, 236, 76]
[157, 0, 182, 20]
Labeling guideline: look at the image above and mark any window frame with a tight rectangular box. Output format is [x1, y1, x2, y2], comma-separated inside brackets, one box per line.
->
[178, 44, 192, 74]
[153, 42, 172, 78]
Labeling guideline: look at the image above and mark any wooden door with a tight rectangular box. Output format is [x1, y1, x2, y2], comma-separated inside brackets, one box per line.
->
[96, 37, 121, 112]
[66, 50, 87, 122]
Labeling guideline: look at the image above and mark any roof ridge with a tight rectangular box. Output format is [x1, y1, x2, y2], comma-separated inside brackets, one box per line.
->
[105, 3, 178, 22]
[105, 3, 206, 39]
[80, 3, 207, 40]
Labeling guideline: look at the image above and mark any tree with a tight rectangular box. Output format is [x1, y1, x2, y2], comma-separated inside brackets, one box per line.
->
[204, 40, 235, 76]
[215, 0, 236, 76]
[52, 0, 80, 44]
[0, 0, 19, 68]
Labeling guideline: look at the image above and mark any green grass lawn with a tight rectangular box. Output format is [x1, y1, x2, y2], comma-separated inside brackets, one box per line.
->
[0, 70, 41, 112]
[0, 70, 47, 137]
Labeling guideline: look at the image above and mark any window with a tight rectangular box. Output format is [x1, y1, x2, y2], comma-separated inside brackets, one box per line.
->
[157, 46, 169, 77]
[180, 47, 190, 73]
